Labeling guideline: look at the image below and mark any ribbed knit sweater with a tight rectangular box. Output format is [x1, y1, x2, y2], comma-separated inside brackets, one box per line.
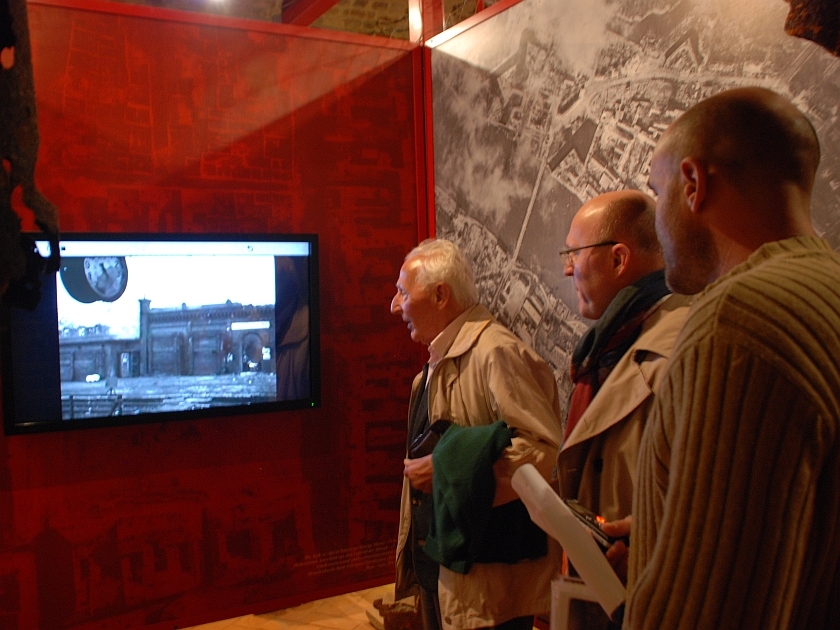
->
[625, 236, 840, 629]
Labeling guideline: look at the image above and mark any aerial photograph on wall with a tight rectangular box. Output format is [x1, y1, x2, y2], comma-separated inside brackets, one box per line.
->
[431, 0, 840, 404]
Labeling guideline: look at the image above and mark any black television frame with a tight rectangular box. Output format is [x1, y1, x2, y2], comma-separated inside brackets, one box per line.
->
[1, 232, 321, 435]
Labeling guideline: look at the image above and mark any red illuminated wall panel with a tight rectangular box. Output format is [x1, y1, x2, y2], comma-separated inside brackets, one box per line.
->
[0, 1, 427, 628]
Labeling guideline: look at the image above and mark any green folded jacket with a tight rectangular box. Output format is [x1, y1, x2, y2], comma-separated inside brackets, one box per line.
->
[423, 420, 547, 573]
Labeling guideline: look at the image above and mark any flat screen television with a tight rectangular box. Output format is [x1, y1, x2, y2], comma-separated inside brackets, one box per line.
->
[1, 233, 320, 435]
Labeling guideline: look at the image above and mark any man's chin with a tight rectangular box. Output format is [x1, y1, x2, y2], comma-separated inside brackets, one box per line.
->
[665, 267, 706, 295]
[578, 301, 598, 320]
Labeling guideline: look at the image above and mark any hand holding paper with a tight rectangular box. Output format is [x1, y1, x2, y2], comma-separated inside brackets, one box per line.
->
[602, 516, 631, 584]
[511, 463, 626, 618]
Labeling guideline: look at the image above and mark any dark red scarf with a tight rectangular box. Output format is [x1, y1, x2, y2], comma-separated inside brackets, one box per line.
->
[564, 270, 670, 442]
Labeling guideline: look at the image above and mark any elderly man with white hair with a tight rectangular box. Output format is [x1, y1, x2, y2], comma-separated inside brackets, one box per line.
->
[391, 238, 563, 630]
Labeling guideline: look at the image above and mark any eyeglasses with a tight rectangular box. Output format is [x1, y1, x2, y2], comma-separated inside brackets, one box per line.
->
[558, 241, 619, 266]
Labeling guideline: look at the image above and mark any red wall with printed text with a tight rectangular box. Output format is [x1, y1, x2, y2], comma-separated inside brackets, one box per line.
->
[0, 1, 426, 628]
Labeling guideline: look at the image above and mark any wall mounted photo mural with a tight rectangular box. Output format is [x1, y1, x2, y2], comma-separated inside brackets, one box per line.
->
[431, 0, 840, 406]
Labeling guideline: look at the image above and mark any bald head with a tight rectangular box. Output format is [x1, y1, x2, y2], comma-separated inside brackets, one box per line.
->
[650, 87, 820, 294]
[591, 190, 661, 257]
[564, 190, 664, 319]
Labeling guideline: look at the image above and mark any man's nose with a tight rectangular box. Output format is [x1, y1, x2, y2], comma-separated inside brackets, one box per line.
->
[390, 293, 401, 314]
[563, 261, 574, 277]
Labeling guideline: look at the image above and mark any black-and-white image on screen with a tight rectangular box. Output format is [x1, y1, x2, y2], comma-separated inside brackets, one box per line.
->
[1, 234, 320, 434]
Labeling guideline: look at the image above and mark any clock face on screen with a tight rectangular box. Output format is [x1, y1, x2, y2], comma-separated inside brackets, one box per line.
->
[60, 256, 129, 303]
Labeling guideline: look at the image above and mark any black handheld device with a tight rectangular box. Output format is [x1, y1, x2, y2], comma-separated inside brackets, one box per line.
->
[561, 498, 629, 549]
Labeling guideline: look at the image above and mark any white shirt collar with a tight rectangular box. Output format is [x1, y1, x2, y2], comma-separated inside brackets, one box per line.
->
[427, 307, 473, 368]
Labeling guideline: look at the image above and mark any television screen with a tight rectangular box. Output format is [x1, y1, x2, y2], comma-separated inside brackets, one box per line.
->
[1, 233, 320, 434]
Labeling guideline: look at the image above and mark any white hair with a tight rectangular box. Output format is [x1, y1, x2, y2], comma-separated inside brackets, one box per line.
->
[405, 238, 478, 310]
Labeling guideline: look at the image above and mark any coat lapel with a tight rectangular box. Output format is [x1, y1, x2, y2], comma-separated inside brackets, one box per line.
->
[561, 294, 689, 450]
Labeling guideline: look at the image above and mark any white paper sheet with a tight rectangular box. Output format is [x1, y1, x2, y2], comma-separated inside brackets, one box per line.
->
[511, 463, 626, 617]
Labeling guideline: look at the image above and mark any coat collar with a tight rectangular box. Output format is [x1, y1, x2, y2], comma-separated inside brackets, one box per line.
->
[561, 293, 690, 450]
[440, 304, 494, 360]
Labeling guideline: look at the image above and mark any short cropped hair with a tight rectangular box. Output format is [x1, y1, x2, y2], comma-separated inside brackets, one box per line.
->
[405, 238, 479, 310]
[667, 88, 820, 193]
[598, 192, 661, 256]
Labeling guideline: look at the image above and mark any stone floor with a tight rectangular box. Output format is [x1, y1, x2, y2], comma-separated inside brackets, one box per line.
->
[182, 583, 393, 630]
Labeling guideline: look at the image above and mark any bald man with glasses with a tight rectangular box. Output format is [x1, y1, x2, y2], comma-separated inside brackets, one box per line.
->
[555, 190, 690, 629]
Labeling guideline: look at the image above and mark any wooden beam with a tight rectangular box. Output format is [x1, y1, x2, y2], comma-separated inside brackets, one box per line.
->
[407, 0, 444, 43]
[282, 0, 342, 26]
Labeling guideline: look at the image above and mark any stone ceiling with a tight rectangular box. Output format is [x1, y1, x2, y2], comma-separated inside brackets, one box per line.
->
[104, 0, 496, 40]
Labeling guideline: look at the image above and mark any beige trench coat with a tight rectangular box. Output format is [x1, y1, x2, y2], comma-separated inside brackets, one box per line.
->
[557, 293, 691, 522]
[396, 304, 563, 630]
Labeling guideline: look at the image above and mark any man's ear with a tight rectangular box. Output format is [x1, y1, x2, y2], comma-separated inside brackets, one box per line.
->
[432, 282, 451, 308]
[680, 157, 707, 214]
[610, 242, 631, 276]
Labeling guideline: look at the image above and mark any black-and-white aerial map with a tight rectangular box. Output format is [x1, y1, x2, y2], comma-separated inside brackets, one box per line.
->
[431, 0, 840, 403]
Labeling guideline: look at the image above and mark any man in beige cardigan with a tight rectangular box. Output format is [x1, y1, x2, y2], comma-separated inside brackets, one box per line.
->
[623, 87, 840, 629]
